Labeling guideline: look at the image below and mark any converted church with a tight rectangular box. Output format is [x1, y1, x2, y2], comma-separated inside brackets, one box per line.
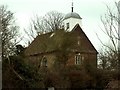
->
[24, 3, 98, 70]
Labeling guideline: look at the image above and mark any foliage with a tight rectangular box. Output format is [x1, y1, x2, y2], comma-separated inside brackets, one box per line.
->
[3, 46, 119, 89]
[2, 46, 44, 88]
[106, 80, 120, 89]
[2, 57, 25, 88]
[15, 44, 25, 55]
[51, 30, 77, 66]
[63, 66, 95, 89]
[98, 49, 118, 70]
[95, 69, 119, 89]
[11, 55, 44, 88]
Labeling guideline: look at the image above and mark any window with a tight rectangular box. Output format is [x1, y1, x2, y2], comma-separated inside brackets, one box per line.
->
[66, 23, 69, 29]
[75, 54, 81, 65]
[75, 53, 82, 65]
[42, 57, 47, 67]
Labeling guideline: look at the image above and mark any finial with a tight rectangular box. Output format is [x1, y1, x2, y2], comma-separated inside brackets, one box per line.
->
[71, 0, 73, 12]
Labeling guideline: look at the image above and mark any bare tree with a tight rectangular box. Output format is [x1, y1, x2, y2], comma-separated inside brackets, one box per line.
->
[24, 11, 64, 43]
[97, 2, 120, 70]
[0, 13, 2, 60]
[0, 5, 20, 58]
[98, 47, 118, 70]
[33, 11, 64, 33]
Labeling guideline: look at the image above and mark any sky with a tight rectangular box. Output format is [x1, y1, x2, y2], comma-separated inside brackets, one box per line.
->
[1, 0, 120, 51]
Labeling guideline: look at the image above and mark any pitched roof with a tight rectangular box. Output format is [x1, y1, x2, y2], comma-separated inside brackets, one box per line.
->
[71, 24, 98, 54]
[24, 29, 71, 56]
[24, 24, 98, 56]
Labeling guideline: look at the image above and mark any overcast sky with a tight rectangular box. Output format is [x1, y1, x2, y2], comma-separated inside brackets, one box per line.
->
[1, 0, 119, 51]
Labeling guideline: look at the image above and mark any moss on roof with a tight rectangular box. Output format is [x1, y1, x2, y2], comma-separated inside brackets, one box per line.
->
[24, 24, 98, 56]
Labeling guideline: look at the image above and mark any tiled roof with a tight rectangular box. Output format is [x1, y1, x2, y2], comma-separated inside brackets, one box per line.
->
[24, 24, 98, 56]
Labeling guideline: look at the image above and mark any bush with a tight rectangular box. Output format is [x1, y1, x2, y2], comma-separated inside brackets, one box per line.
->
[2, 55, 44, 88]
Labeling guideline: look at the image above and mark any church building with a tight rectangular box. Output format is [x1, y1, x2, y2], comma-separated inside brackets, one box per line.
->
[24, 2, 98, 70]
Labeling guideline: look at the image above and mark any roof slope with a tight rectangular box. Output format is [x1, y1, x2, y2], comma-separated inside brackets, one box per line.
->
[71, 24, 98, 53]
[25, 24, 97, 56]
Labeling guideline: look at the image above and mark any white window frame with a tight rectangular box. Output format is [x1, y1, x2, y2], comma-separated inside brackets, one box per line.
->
[75, 53, 82, 65]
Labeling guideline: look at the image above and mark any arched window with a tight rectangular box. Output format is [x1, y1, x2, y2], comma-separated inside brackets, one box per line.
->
[42, 57, 47, 67]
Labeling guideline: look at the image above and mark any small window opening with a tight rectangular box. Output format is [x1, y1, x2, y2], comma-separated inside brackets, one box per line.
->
[66, 23, 69, 29]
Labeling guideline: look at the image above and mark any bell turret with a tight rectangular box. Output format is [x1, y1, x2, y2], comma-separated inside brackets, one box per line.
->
[63, 1, 82, 31]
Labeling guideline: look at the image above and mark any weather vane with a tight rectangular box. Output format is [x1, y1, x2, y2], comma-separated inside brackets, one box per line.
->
[71, 0, 74, 12]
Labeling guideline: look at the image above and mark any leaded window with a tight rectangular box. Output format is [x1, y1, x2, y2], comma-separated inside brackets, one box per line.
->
[75, 53, 83, 65]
